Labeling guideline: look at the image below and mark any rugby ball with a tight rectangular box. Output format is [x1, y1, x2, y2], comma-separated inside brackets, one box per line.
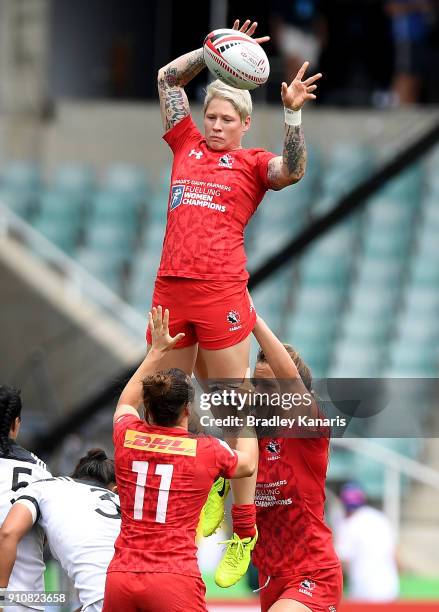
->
[203, 28, 269, 90]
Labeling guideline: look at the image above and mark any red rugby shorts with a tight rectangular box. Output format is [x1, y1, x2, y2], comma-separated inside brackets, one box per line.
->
[103, 571, 207, 612]
[258, 565, 343, 612]
[146, 276, 256, 350]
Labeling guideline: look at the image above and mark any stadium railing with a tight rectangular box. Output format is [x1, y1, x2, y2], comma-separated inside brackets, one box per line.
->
[0, 201, 146, 340]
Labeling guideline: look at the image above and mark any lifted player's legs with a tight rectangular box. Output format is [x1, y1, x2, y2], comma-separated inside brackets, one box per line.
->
[147, 343, 198, 376]
[197, 337, 258, 587]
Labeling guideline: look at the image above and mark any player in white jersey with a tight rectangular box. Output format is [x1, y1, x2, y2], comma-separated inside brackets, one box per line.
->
[0, 448, 121, 612]
[0, 386, 51, 612]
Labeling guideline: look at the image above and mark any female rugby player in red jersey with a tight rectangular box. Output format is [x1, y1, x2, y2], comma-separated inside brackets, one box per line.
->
[103, 306, 258, 612]
[249, 315, 343, 612]
[147, 17, 322, 584]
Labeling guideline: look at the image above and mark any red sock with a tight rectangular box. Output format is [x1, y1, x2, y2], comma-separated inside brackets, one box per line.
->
[231, 504, 256, 539]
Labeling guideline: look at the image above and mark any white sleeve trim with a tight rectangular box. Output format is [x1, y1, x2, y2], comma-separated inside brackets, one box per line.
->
[217, 439, 236, 457]
[15, 498, 37, 524]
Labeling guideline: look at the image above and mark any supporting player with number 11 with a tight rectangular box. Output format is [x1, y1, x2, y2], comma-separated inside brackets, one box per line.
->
[103, 306, 258, 612]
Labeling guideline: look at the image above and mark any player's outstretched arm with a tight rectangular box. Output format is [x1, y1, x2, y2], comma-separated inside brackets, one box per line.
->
[253, 315, 301, 380]
[157, 19, 269, 133]
[232, 432, 258, 478]
[268, 61, 322, 190]
[157, 49, 205, 132]
[0, 504, 34, 592]
[253, 315, 318, 417]
[114, 306, 185, 422]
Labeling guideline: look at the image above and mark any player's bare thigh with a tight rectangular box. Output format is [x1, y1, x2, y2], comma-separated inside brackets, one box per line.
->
[197, 335, 251, 379]
[269, 600, 312, 612]
[147, 343, 198, 376]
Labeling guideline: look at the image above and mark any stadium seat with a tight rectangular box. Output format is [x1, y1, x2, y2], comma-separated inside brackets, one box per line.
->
[395, 317, 439, 344]
[293, 286, 343, 318]
[349, 285, 398, 319]
[91, 192, 139, 226]
[128, 277, 157, 307]
[248, 227, 294, 269]
[333, 340, 385, 366]
[389, 339, 438, 374]
[103, 164, 150, 203]
[306, 223, 358, 256]
[362, 229, 412, 259]
[415, 229, 439, 259]
[85, 225, 134, 264]
[403, 287, 439, 318]
[341, 311, 393, 344]
[253, 275, 290, 334]
[355, 259, 404, 289]
[139, 218, 166, 253]
[366, 198, 415, 233]
[329, 336, 386, 376]
[422, 198, 439, 228]
[321, 143, 374, 197]
[148, 187, 170, 222]
[300, 254, 351, 289]
[127, 252, 162, 310]
[0, 161, 41, 192]
[32, 217, 77, 254]
[52, 164, 95, 196]
[379, 165, 423, 201]
[298, 345, 331, 377]
[76, 249, 122, 291]
[0, 189, 36, 219]
[39, 191, 83, 230]
[288, 318, 334, 348]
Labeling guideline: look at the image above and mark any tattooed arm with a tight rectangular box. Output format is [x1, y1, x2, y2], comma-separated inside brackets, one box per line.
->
[267, 61, 322, 190]
[157, 20, 269, 133]
[157, 49, 205, 132]
[268, 126, 307, 189]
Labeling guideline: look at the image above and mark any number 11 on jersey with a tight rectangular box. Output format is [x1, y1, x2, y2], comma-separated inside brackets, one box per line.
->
[132, 461, 174, 523]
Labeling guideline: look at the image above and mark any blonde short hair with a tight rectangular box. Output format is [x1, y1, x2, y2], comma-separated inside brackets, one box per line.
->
[203, 80, 252, 123]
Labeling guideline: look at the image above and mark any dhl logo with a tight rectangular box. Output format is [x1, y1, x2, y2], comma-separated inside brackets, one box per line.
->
[124, 430, 197, 456]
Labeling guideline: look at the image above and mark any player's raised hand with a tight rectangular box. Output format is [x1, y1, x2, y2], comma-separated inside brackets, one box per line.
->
[148, 306, 185, 352]
[232, 18, 270, 45]
[282, 61, 322, 111]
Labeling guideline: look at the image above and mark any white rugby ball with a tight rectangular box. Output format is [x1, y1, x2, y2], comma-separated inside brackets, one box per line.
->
[203, 28, 270, 90]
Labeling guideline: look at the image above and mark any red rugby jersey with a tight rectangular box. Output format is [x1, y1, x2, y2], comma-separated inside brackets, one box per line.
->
[158, 115, 276, 280]
[109, 414, 238, 576]
[253, 436, 340, 577]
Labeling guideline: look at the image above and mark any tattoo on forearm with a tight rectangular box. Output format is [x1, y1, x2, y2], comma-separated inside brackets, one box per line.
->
[162, 49, 205, 88]
[283, 125, 306, 176]
[163, 88, 189, 131]
[158, 49, 205, 129]
[283, 125, 306, 179]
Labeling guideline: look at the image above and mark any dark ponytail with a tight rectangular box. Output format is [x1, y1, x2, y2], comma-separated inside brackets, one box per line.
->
[142, 368, 194, 427]
[71, 448, 115, 486]
[0, 386, 23, 456]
